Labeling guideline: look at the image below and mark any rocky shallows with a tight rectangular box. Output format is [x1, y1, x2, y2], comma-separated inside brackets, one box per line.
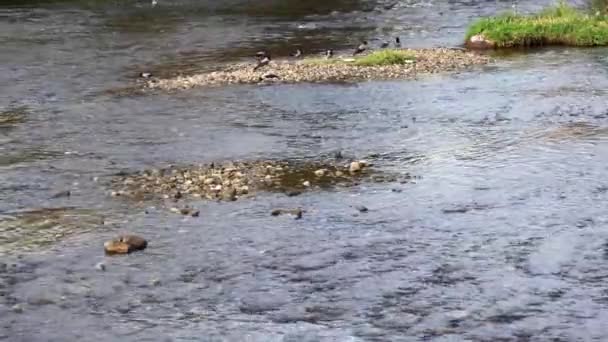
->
[110, 159, 409, 203]
[144, 48, 489, 90]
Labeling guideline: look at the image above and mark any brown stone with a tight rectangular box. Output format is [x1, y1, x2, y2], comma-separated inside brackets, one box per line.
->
[465, 34, 496, 49]
[104, 234, 148, 255]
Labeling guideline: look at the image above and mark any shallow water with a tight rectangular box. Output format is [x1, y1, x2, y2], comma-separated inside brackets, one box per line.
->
[3, 0, 608, 341]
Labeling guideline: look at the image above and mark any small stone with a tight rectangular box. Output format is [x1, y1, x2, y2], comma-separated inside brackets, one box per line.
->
[173, 191, 183, 199]
[239, 186, 249, 195]
[12, 304, 23, 313]
[335, 171, 344, 177]
[151, 278, 161, 286]
[111, 191, 120, 197]
[286, 191, 302, 197]
[95, 262, 106, 271]
[170, 207, 181, 214]
[302, 181, 311, 187]
[191, 210, 200, 217]
[179, 207, 191, 215]
[51, 190, 71, 199]
[271, 209, 282, 216]
[314, 169, 326, 177]
[349, 161, 362, 173]
[104, 234, 148, 255]
[354, 205, 368, 213]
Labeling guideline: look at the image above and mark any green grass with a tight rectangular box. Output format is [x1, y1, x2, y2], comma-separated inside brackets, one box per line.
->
[304, 49, 415, 67]
[465, 2, 608, 47]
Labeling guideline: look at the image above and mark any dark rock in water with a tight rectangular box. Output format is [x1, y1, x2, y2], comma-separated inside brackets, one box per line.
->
[286, 191, 302, 197]
[173, 191, 183, 200]
[271, 208, 303, 219]
[354, 205, 368, 213]
[51, 190, 71, 199]
[190, 210, 200, 217]
[104, 234, 147, 255]
[391, 188, 403, 193]
[442, 207, 469, 214]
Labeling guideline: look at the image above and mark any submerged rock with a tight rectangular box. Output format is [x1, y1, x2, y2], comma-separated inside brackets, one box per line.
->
[110, 158, 404, 204]
[271, 208, 303, 219]
[104, 234, 148, 255]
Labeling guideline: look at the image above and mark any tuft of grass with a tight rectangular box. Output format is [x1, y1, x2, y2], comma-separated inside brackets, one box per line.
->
[353, 50, 416, 66]
[303, 49, 415, 67]
[465, 2, 608, 47]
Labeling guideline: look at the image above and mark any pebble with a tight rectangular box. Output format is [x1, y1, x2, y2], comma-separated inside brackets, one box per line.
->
[104, 234, 148, 255]
[354, 205, 369, 213]
[151, 278, 161, 286]
[302, 180, 311, 187]
[314, 169, 326, 177]
[51, 190, 71, 199]
[349, 161, 363, 173]
[12, 304, 23, 313]
[271, 208, 303, 219]
[287, 191, 302, 197]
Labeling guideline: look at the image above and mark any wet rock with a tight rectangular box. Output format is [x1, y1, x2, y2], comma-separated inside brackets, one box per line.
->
[50, 190, 71, 199]
[95, 262, 106, 271]
[271, 208, 303, 219]
[12, 304, 23, 313]
[302, 180, 311, 187]
[170, 206, 199, 216]
[465, 34, 496, 49]
[354, 205, 369, 213]
[104, 234, 148, 255]
[314, 169, 327, 177]
[286, 190, 302, 197]
[150, 278, 161, 286]
[349, 161, 364, 173]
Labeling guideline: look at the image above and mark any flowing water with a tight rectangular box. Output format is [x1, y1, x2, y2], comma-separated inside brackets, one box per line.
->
[3, 0, 608, 340]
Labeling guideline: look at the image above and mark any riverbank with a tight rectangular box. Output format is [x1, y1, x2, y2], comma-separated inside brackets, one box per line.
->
[466, 3, 608, 48]
[144, 48, 490, 90]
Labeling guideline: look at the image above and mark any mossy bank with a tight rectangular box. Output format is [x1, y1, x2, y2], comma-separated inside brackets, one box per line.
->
[466, 3, 608, 48]
[144, 48, 489, 90]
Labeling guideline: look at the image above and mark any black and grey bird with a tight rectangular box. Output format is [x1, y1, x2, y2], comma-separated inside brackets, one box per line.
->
[395, 36, 401, 48]
[255, 50, 270, 59]
[325, 49, 334, 59]
[253, 55, 271, 71]
[353, 41, 368, 55]
[380, 41, 389, 49]
[290, 48, 303, 58]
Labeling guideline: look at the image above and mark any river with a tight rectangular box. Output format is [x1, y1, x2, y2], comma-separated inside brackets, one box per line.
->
[2, 0, 608, 340]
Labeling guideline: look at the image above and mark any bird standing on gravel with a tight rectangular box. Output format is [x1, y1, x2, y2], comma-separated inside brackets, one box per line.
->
[255, 50, 269, 59]
[325, 49, 334, 59]
[291, 49, 303, 58]
[353, 41, 368, 55]
[395, 37, 401, 48]
[253, 55, 271, 71]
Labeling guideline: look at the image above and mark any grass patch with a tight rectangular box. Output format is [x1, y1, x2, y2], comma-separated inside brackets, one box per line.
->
[304, 49, 415, 67]
[465, 2, 608, 47]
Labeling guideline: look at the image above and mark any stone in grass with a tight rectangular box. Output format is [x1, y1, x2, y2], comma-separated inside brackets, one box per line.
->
[104, 234, 148, 255]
